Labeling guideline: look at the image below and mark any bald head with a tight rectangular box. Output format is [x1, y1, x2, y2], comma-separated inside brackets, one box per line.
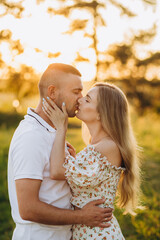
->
[38, 63, 81, 97]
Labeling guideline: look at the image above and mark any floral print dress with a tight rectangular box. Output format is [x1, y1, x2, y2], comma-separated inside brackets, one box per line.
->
[63, 145, 125, 240]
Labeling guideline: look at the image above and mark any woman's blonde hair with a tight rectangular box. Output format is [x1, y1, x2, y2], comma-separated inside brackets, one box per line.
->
[94, 82, 142, 215]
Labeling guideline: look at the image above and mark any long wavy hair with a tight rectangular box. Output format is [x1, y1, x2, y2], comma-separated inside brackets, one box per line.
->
[93, 82, 142, 215]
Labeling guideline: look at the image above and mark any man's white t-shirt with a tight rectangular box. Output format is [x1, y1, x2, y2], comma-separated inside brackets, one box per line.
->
[8, 108, 72, 238]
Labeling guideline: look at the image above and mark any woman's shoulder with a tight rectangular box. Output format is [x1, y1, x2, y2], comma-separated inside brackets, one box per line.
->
[93, 138, 122, 168]
[94, 138, 118, 153]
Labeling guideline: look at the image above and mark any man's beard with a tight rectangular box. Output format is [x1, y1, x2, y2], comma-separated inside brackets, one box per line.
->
[56, 100, 76, 117]
[57, 95, 77, 118]
[68, 111, 76, 118]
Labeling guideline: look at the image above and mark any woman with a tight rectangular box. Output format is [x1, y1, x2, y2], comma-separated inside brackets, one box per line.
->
[42, 82, 141, 239]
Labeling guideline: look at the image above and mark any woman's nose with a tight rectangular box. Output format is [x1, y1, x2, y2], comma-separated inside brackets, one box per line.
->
[78, 97, 83, 104]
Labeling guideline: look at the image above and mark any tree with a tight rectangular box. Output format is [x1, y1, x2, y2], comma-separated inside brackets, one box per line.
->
[99, 23, 160, 114]
[45, 0, 159, 113]
[0, 1, 24, 81]
[47, 0, 157, 82]
[0, 1, 39, 111]
[0, 0, 24, 18]
[100, 24, 157, 80]
[6, 65, 39, 100]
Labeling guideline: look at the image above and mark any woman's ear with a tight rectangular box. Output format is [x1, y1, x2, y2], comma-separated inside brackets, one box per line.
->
[47, 85, 56, 100]
[97, 115, 100, 121]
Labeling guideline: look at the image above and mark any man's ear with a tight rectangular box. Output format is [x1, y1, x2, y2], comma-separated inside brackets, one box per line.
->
[47, 85, 56, 100]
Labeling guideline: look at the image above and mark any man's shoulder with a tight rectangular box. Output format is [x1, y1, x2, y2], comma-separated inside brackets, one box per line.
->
[16, 120, 43, 136]
[12, 118, 49, 145]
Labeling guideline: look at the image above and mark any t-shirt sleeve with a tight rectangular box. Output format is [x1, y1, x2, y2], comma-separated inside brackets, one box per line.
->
[12, 131, 46, 180]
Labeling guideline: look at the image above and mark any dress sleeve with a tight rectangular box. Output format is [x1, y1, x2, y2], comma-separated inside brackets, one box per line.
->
[63, 146, 112, 187]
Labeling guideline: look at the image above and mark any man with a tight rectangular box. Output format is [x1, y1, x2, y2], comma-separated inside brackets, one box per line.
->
[8, 63, 112, 240]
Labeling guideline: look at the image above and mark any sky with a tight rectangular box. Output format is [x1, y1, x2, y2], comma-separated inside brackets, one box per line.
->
[0, 0, 159, 81]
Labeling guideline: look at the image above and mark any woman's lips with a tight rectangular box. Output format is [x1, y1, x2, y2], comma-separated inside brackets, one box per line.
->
[75, 105, 80, 110]
[75, 105, 80, 114]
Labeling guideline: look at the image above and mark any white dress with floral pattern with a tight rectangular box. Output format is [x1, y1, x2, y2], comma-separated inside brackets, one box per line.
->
[63, 145, 125, 240]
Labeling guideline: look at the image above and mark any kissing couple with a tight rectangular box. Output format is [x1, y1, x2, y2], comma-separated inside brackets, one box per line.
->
[8, 63, 141, 240]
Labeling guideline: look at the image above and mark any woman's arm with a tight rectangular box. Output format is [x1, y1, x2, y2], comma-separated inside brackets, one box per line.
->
[42, 98, 69, 180]
[50, 128, 66, 180]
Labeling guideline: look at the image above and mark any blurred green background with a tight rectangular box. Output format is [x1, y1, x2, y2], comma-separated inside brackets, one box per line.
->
[0, 0, 160, 239]
[0, 112, 160, 239]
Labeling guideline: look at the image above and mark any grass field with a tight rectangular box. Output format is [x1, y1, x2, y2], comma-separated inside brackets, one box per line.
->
[0, 111, 160, 239]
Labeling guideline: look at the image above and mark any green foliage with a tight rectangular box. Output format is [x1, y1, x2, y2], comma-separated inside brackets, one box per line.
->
[0, 65, 39, 101]
[0, 0, 159, 110]
[0, 111, 160, 239]
[109, 79, 160, 114]
[0, 112, 23, 128]
[0, 128, 15, 239]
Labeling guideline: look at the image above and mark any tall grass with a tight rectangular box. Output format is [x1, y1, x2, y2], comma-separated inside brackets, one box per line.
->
[0, 128, 15, 240]
[0, 112, 159, 239]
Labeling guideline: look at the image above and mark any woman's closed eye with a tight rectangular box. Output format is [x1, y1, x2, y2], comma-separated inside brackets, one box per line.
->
[85, 94, 91, 103]
[85, 96, 91, 103]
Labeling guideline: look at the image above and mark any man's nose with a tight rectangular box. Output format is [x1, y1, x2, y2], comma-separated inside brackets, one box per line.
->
[78, 96, 83, 104]
[78, 93, 83, 101]
[79, 92, 83, 98]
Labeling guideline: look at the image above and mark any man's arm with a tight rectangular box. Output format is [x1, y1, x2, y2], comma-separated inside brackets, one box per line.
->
[15, 178, 112, 228]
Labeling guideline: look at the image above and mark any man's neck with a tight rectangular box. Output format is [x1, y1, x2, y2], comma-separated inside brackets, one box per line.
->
[34, 103, 56, 129]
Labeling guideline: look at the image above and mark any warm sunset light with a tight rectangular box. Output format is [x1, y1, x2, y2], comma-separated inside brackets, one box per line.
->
[12, 99, 20, 108]
[0, 0, 160, 112]
[0, 0, 160, 81]
[1, 2, 160, 239]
